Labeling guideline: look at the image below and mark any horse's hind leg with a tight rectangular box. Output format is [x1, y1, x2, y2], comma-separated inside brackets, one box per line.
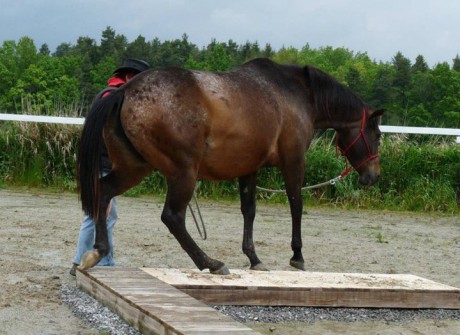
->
[162, 172, 229, 275]
[78, 191, 111, 270]
[239, 173, 268, 271]
[79, 164, 152, 270]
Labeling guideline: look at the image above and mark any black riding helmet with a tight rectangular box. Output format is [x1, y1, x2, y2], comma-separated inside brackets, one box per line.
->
[113, 58, 150, 75]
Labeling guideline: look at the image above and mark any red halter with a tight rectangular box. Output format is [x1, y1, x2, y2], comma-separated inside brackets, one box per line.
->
[337, 107, 380, 179]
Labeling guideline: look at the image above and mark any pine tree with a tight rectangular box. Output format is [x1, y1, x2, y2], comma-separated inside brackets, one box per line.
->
[412, 55, 429, 73]
[39, 43, 50, 56]
[453, 54, 460, 72]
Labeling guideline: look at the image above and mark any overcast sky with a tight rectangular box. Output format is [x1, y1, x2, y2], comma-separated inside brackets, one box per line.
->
[1, 0, 459, 66]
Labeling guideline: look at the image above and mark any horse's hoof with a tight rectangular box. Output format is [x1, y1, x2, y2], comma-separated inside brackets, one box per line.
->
[78, 250, 101, 271]
[289, 259, 306, 271]
[250, 263, 269, 271]
[210, 265, 230, 275]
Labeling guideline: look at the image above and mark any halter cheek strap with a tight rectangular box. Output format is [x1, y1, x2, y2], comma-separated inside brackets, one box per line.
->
[337, 107, 380, 179]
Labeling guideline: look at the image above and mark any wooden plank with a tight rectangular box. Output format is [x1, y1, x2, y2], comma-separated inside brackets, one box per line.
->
[142, 268, 460, 309]
[77, 267, 260, 335]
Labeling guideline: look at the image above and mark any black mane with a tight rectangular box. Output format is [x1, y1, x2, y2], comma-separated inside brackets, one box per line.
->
[304, 65, 365, 120]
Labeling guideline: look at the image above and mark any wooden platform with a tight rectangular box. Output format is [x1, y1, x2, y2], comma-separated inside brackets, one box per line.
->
[77, 267, 260, 335]
[142, 268, 460, 309]
[77, 267, 460, 335]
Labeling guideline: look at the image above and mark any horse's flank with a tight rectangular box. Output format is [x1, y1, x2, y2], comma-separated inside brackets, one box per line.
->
[119, 59, 317, 181]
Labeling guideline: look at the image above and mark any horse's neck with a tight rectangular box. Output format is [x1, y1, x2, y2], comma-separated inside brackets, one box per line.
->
[313, 109, 362, 130]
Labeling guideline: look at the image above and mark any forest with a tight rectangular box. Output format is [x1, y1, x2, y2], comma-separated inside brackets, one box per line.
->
[1, 26, 460, 127]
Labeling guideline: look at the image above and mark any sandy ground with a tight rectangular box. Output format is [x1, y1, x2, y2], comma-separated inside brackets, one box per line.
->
[0, 188, 459, 335]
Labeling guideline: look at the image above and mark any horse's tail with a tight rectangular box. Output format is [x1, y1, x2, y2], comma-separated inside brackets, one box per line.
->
[77, 89, 125, 221]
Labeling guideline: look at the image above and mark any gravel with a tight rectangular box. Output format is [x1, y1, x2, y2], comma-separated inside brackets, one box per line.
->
[214, 305, 460, 324]
[61, 284, 460, 334]
[61, 285, 141, 335]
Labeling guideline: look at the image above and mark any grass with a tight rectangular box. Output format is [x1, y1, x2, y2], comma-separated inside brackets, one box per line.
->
[1, 122, 460, 213]
[375, 232, 389, 244]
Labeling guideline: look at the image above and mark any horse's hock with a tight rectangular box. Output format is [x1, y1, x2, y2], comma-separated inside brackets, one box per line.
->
[76, 267, 460, 335]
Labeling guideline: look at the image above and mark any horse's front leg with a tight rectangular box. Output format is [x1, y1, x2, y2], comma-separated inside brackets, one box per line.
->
[286, 186, 305, 271]
[162, 175, 229, 275]
[281, 161, 306, 271]
[239, 173, 268, 271]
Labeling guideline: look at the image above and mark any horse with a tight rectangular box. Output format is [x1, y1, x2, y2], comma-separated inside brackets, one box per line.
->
[77, 58, 384, 275]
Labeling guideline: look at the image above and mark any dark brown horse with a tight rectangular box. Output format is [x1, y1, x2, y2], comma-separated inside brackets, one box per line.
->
[77, 58, 383, 274]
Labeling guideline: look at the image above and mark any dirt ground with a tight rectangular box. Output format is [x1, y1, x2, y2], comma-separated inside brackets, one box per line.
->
[0, 188, 459, 335]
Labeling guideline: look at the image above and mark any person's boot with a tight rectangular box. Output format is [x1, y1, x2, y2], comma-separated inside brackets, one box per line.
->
[69, 264, 78, 276]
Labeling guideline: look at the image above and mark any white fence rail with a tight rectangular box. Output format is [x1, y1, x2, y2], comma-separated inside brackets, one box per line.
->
[0, 113, 84, 125]
[1, 113, 459, 142]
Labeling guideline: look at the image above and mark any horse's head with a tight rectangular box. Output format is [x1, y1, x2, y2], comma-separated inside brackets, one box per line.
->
[336, 108, 385, 186]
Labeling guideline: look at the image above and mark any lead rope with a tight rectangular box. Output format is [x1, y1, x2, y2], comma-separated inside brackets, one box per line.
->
[190, 174, 344, 239]
[188, 182, 207, 240]
[256, 174, 344, 194]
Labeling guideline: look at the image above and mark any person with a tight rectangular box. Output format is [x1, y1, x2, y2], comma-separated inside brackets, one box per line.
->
[70, 58, 150, 276]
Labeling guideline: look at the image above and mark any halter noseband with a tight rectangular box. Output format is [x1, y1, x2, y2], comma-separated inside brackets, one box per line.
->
[337, 107, 380, 179]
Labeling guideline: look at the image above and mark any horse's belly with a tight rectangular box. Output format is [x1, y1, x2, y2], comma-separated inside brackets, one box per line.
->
[198, 140, 278, 180]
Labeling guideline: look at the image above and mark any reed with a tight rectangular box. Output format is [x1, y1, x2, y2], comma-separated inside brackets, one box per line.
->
[0, 121, 80, 189]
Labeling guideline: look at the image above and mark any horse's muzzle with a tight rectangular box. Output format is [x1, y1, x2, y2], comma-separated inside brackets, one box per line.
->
[358, 172, 379, 186]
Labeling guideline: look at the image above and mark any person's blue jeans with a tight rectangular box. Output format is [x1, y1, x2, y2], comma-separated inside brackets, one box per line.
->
[72, 197, 118, 266]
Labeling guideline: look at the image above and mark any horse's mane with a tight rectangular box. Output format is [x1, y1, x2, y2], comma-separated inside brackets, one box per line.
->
[304, 65, 365, 120]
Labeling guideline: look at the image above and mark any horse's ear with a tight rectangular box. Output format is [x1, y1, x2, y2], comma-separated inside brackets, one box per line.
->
[370, 109, 385, 118]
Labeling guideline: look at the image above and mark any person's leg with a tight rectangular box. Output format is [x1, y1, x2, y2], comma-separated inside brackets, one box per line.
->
[97, 197, 118, 266]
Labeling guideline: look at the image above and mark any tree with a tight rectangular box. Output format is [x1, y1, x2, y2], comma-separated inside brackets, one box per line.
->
[392, 52, 412, 118]
[100, 26, 116, 57]
[429, 62, 460, 126]
[90, 56, 117, 92]
[74, 37, 99, 63]
[405, 103, 433, 126]
[16, 36, 38, 76]
[408, 71, 434, 114]
[453, 54, 460, 72]
[5, 54, 83, 114]
[152, 34, 198, 68]
[202, 41, 233, 71]
[369, 63, 396, 124]
[53, 42, 72, 57]
[345, 65, 365, 97]
[262, 43, 274, 58]
[392, 52, 412, 90]
[310, 46, 354, 76]
[39, 44, 50, 56]
[412, 55, 429, 73]
[0, 41, 19, 110]
[125, 35, 150, 61]
[272, 46, 301, 64]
